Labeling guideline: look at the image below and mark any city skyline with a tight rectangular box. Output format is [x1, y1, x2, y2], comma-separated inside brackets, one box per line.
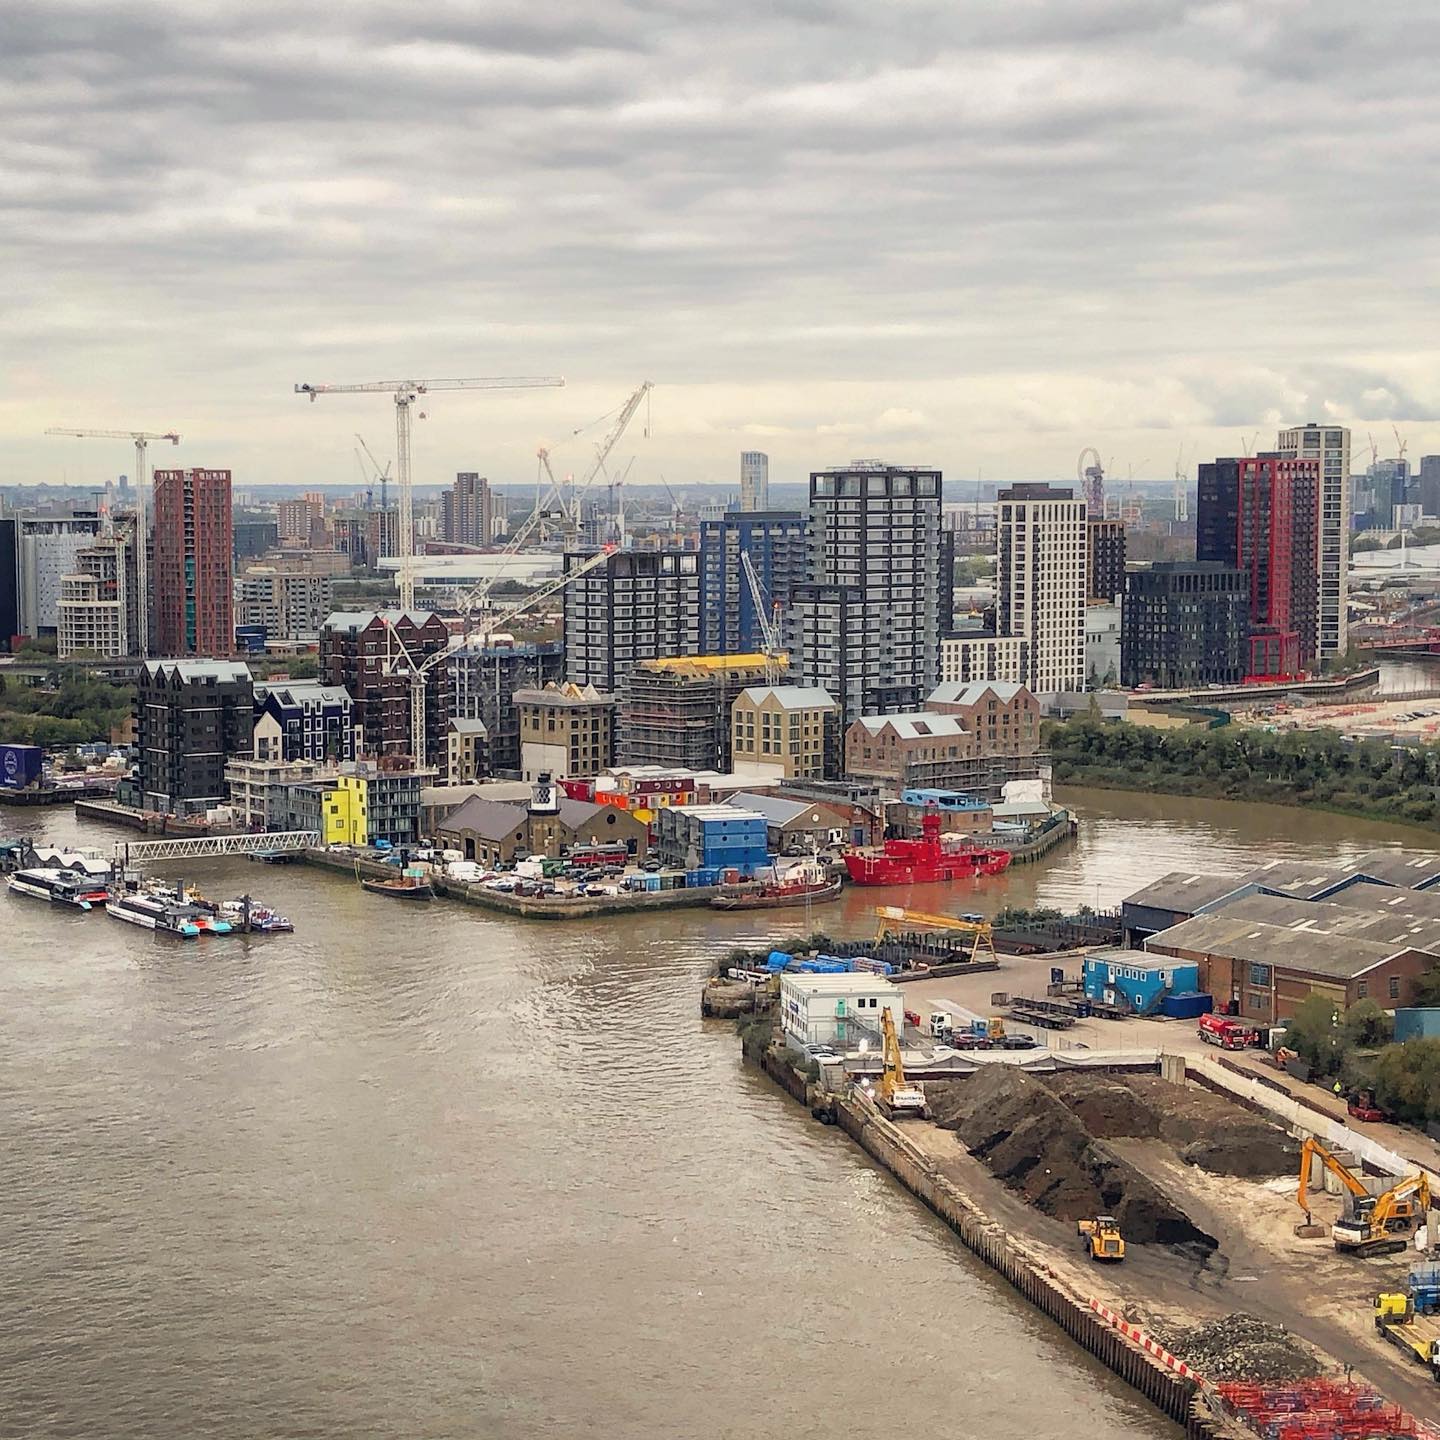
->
[5, 3, 1440, 488]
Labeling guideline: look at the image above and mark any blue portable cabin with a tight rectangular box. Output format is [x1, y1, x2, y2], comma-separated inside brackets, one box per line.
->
[1083, 947, 1199, 1015]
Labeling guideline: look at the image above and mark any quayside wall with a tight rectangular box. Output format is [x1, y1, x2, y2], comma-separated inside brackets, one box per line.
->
[754, 1046, 1234, 1438]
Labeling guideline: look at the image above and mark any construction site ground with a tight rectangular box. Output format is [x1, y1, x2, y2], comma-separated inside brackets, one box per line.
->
[898, 948, 1440, 1179]
[889, 1086, 1440, 1422]
[1228, 693, 1440, 739]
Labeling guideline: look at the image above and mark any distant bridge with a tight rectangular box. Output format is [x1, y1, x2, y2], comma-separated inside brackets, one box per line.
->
[115, 831, 320, 862]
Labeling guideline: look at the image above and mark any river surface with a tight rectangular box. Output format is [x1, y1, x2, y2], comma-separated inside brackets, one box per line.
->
[3, 792, 1436, 1438]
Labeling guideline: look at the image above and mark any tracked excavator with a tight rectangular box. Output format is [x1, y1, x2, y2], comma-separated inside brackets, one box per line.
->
[1298, 1136, 1433, 1257]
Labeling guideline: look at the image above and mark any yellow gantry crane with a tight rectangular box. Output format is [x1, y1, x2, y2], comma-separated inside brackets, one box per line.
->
[872, 905, 998, 966]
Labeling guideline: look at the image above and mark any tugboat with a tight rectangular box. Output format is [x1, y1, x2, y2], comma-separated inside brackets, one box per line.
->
[710, 865, 842, 911]
[359, 863, 434, 901]
[6, 867, 112, 910]
[842, 810, 1012, 887]
[105, 891, 232, 937]
[218, 898, 295, 933]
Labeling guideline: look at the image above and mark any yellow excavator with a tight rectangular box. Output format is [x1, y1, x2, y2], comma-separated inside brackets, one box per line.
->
[1298, 1136, 1433, 1257]
[877, 1008, 927, 1120]
[1078, 1215, 1126, 1263]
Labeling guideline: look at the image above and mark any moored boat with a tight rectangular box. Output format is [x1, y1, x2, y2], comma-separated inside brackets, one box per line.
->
[7, 867, 112, 910]
[360, 875, 434, 901]
[104, 892, 231, 937]
[710, 875, 843, 911]
[842, 810, 1012, 887]
[218, 898, 295, 933]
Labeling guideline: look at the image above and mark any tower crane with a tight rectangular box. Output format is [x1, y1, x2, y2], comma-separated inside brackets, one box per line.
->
[1393, 423, 1410, 467]
[45, 426, 181, 659]
[355, 433, 392, 512]
[295, 376, 564, 613]
[384, 545, 617, 766]
[461, 383, 654, 620]
[740, 550, 784, 685]
[565, 381, 652, 540]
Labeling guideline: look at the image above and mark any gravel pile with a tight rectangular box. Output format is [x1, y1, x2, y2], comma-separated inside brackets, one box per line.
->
[1161, 1312, 1322, 1382]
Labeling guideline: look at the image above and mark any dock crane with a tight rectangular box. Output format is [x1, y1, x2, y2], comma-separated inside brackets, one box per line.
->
[295, 376, 564, 613]
[383, 545, 617, 767]
[740, 550, 785, 684]
[872, 905, 998, 966]
[45, 426, 181, 658]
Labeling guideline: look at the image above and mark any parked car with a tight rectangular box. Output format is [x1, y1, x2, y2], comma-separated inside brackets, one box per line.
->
[640, 858, 663, 872]
[951, 1033, 992, 1051]
[999, 1034, 1039, 1050]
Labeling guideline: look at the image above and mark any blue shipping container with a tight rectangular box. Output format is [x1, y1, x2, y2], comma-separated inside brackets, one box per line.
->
[0, 744, 43, 790]
[1395, 1008, 1440, 1043]
[1161, 991, 1214, 1020]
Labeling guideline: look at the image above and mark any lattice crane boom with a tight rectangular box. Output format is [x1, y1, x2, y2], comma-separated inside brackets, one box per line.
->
[294, 376, 563, 613]
[45, 426, 181, 659]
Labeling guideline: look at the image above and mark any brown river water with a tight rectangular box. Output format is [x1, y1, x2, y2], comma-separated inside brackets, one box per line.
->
[3, 790, 1435, 1438]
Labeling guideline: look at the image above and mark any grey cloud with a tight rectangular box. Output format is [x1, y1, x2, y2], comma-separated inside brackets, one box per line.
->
[3, 0, 1439, 489]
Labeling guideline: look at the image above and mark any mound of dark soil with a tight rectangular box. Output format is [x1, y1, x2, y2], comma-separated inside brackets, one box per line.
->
[1046, 1074, 1297, 1178]
[928, 1068, 1217, 1250]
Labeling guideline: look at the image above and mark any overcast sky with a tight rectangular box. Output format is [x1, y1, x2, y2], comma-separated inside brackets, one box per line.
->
[4, 0, 1439, 495]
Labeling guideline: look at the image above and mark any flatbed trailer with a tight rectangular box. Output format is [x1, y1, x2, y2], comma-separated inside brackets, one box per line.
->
[1375, 1293, 1440, 1381]
[1007, 1006, 1075, 1030]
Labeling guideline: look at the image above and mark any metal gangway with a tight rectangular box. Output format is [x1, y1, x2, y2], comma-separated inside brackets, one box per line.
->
[114, 831, 320, 863]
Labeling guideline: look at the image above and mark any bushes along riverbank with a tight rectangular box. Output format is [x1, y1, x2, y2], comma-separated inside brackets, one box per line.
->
[1047, 718, 1440, 830]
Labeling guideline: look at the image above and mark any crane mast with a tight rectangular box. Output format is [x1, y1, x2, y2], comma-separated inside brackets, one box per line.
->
[295, 376, 563, 613]
[740, 550, 783, 684]
[388, 546, 616, 767]
[45, 426, 181, 659]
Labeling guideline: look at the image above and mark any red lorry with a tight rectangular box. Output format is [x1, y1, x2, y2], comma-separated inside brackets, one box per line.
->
[1197, 1012, 1261, 1050]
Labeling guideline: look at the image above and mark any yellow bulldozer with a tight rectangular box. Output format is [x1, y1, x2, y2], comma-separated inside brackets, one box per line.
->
[1077, 1215, 1126, 1263]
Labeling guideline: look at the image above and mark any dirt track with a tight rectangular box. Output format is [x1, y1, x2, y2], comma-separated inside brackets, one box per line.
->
[895, 1070, 1440, 1422]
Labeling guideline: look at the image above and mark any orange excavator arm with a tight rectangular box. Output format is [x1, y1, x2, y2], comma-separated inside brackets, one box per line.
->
[1298, 1136, 1370, 1218]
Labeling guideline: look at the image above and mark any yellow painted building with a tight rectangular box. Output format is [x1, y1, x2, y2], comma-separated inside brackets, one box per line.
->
[322, 772, 369, 846]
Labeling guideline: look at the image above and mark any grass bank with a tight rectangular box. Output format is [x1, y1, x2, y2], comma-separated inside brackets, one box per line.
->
[1047, 717, 1440, 833]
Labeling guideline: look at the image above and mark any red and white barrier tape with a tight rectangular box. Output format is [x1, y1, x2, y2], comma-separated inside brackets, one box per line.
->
[1090, 1299, 1205, 1382]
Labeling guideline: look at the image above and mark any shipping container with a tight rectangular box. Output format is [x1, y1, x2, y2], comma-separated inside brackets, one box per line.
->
[1161, 991, 1214, 1020]
[0, 744, 43, 790]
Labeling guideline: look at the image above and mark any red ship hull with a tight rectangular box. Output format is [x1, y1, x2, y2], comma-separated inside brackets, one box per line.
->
[842, 810, 1012, 887]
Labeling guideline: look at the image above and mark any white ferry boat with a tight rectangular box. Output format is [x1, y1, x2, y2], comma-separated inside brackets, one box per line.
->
[7, 867, 112, 910]
[104, 892, 232, 938]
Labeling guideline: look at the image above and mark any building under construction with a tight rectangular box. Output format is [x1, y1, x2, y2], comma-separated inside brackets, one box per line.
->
[617, 654, 775, 772]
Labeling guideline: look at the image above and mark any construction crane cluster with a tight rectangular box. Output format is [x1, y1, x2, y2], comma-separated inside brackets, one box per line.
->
[295, 376, 565, 612]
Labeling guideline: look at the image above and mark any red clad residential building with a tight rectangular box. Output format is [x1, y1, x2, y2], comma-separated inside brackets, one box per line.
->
[1196, 454, 1319, 678]
[152, 468, 234, 656]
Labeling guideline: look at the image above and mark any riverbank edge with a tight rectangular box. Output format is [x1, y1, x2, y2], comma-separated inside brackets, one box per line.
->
[749, 1044, 1232, 1438]
[1053, 769, 1440, 837]
[300, 846, 729, 920]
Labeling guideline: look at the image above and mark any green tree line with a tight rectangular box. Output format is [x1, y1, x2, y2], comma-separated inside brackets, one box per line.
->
[0, 670, 133, 748]
[1048, 718, 1440, 828]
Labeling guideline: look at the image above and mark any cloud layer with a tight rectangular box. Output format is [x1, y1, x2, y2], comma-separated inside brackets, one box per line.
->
[4, 0, 1439, 491]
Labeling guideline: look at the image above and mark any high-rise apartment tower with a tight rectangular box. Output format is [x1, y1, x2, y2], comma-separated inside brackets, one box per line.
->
[1275, 423, 1349, 658]
[152, 468, 234, 656]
